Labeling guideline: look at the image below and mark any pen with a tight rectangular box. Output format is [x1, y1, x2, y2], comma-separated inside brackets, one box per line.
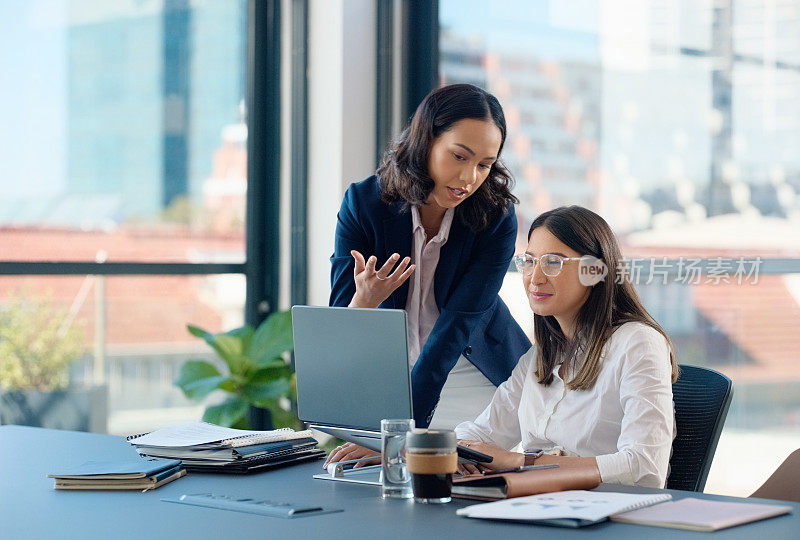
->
[481, 463, 560, 475]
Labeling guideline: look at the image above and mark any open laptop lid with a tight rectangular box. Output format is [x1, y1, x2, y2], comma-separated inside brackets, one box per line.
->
[291, 306, 413, 449]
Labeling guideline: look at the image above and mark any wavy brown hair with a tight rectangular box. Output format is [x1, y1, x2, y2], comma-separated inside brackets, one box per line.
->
[529, 206, 679, 389]
[376, 84, 518, 231]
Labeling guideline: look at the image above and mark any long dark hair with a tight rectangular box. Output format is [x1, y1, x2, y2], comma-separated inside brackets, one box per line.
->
[529, 206, 679, 389]
[376, 83, 518, 231]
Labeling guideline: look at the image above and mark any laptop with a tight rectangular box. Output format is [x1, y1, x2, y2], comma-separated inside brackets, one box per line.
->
[291, 305, 413, 452]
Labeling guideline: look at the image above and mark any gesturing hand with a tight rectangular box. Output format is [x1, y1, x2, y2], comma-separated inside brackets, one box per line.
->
[348, 250, 415, 309]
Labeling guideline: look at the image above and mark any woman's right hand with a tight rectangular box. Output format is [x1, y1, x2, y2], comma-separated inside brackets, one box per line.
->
[323, 442, 380, 469]
[348, 250, 415, 308]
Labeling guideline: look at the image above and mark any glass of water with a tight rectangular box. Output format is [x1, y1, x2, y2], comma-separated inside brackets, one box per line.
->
[380, 418, 414, 498]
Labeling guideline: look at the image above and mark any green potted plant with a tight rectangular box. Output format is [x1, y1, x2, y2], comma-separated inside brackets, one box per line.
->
[175, 310, 301, 430]
[0, 291, 106, 432]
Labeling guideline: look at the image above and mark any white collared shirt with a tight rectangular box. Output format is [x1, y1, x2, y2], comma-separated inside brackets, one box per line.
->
[406, 205, 496, 429]
[405, 205, 454, 365]
[455, 322, 676, 488]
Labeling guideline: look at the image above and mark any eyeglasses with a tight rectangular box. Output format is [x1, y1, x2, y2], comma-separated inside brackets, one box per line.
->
[513, 253, 582, 277]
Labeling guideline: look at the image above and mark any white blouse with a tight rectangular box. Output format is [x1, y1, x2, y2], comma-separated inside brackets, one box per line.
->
[405, 205, 454, 364]
[455, 322, 675, 488]
[406, 205, 496, 429]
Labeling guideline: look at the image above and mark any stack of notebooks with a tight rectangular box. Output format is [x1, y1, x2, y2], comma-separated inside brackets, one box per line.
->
[127, 421, 324, 473]
[49, 457, 185, 491]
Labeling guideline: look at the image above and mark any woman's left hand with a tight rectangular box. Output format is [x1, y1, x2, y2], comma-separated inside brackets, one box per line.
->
[457, 439, 524, 474]
[348, 250, 414, 308]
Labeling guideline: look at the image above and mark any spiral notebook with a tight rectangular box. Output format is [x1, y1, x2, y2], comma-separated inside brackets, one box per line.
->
[457, 490, 672, 528]
[126, 421, 314, 449]
[610, 497, 793, 531]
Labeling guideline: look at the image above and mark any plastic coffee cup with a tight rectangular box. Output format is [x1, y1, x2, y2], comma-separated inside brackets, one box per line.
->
[405, 429, 458, 503]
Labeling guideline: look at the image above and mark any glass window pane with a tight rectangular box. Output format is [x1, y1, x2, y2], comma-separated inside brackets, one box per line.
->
[444, 0, 800, 496]
[0, 0, 247, 263]
[0, 274, 244, 435]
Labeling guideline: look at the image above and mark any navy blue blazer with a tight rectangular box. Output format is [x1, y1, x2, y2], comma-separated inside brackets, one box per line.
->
[329, 176, 531, 427]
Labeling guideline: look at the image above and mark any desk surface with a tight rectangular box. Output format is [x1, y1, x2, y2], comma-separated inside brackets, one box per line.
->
[1, 425, 797, 539]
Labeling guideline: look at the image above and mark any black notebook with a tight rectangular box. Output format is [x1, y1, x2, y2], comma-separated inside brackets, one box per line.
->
[180, 448, 326, 474]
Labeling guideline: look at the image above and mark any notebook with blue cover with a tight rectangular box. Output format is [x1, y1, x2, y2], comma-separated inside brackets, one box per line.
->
[49, 457, 182, 479]
[49, 457, 186, 491]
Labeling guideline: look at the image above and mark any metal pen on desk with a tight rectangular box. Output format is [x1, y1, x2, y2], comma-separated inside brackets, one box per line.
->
[480, 463, 560, 475]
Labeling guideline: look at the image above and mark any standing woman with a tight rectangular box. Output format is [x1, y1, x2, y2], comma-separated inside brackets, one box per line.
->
[329, 84, 530, 435]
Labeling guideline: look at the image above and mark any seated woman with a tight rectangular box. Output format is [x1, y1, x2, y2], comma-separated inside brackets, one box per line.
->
[456, 205, 678, 488]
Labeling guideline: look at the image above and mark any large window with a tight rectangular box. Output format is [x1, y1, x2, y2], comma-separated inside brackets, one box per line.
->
[1, 0, 249, 434]
[1, 1, 247, 257]
[441, 0, 800, 496]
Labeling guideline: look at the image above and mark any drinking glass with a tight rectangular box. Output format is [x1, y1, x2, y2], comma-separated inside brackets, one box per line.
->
[381, 418, 414, 499]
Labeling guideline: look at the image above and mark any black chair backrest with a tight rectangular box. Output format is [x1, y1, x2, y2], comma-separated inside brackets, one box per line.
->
[667, 364, 733, 492]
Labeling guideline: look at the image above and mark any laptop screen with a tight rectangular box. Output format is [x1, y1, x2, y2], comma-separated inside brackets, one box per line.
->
[291, 306, 413, 432]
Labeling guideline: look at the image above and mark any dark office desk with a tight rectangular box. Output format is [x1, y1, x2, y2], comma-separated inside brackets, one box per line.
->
[1, 425, 797, 539]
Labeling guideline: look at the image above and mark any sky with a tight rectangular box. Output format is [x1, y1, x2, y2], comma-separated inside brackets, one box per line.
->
[0, 0, 67, 198]
[439, 0, 600, 62]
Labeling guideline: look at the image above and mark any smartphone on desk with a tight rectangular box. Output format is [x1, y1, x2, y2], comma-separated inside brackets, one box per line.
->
[457, 444, 493, 463]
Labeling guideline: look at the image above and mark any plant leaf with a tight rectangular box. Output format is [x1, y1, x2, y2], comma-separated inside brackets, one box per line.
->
[187, 324, 248, 373]
[240, 379, 291, 408]
[253, 358, 288, 371]
[247, 364, 293, 384]
[219, 379, 237, 392]
[174, 360, 226, 400]
[187, 324, 212, 339]
[212, 334, 247, 368]
[187, 325, 223, 354]
[229, 416, 251, 430]
[268, 405, 303, 430]
[225, 325, 255, 353]
[250, 311, 294, 366]
[202, 396, 250, 428]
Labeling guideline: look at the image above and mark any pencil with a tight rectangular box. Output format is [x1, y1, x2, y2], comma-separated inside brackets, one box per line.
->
[480, 463, 560, 475]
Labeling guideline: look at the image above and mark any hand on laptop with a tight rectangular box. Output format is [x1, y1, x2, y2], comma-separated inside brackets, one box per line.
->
[348, 251, 415, 308]
[323, 442, 380, 469]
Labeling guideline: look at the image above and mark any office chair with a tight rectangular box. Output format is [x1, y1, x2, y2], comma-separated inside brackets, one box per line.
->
[750, 449, 800, 502]
[666, 364, 733, 492]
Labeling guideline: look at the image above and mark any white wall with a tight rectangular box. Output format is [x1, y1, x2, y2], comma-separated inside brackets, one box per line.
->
[306, 0, 377, 306]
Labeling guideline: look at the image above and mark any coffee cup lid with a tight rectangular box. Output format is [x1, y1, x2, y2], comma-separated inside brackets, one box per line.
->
[405, 429, 457, 451]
